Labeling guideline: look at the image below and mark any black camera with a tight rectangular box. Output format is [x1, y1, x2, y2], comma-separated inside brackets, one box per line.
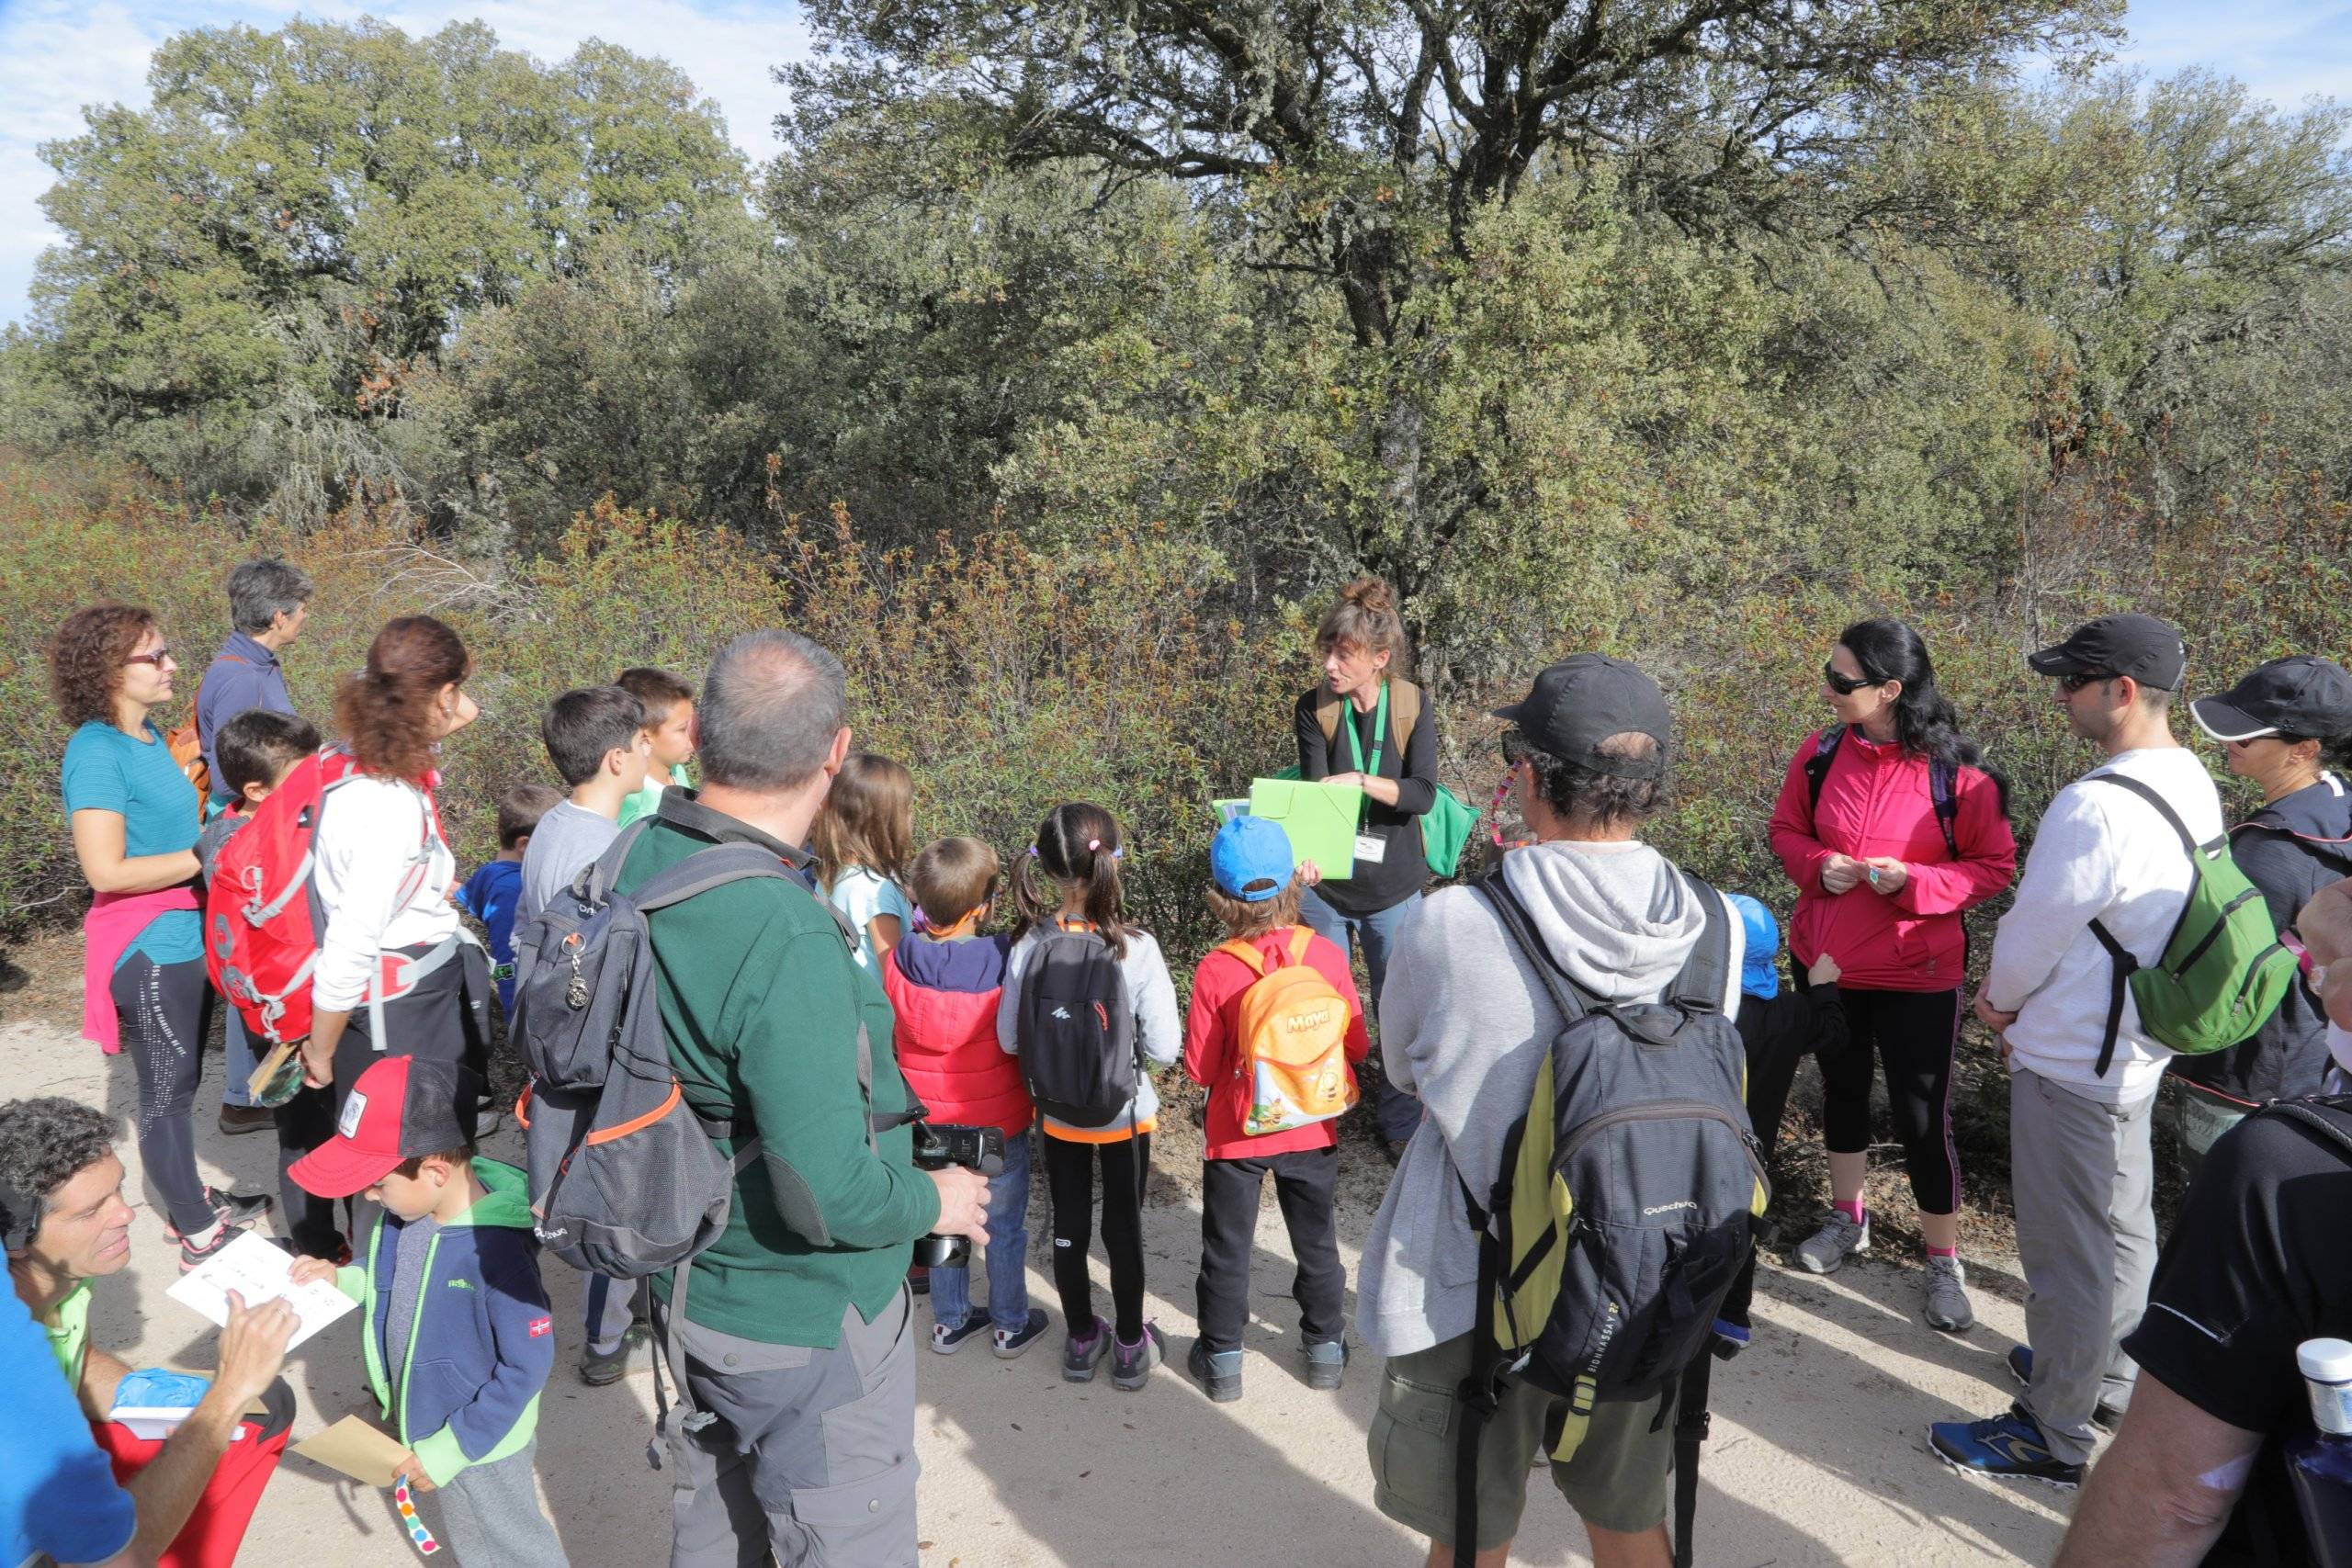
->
[909, 1122, 1003, 1269]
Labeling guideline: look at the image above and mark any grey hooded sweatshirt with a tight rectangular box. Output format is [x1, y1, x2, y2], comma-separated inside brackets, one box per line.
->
[1354, 838, 1746, 1359]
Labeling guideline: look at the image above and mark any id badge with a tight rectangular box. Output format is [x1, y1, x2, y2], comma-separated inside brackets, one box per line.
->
[1354, 830, 1388, 865]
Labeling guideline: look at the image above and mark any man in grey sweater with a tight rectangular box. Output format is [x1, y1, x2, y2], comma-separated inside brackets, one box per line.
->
[1358, 655, 1743, 1568]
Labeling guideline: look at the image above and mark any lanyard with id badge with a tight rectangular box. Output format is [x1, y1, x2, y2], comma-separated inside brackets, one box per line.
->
[1345, 683, 1390, 866]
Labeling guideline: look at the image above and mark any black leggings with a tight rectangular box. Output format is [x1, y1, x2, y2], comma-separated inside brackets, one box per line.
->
[1043, 1133, 1150, 1343]
[1817, 985, 1962, 1214]
[112, 953, 215, 1235]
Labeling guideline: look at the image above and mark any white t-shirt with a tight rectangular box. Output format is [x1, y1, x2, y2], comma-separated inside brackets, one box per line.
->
[825, 865, 912, 969]
[312, 774, 460, 1012]
[1985, 746, 2225, 1103]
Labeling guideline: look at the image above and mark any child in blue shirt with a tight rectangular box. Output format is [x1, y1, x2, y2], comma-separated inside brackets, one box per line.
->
[457, 784, 560, 1020]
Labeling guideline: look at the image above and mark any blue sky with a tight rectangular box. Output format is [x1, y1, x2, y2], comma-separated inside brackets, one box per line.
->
[0, 0, 2346, 326]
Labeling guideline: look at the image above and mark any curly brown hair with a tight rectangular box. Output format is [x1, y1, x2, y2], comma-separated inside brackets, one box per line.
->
[48, 604, 155, 729]
[335, 616, 471, 781]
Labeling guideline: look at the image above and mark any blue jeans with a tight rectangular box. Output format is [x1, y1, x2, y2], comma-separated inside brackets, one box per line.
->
[930, 1122, 1035, 1332]
[1298, 886, 1425, 1144]
[220, 1007, 262, 1109]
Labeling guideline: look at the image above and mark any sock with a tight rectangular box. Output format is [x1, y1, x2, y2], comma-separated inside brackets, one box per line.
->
[183, 1219, 224, 1249]
[1834, 1198, 1865, 1226]
[1925, 1244, 1958, 1259]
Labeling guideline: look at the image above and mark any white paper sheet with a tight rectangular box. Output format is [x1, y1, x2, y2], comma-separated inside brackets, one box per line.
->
[166, 1229, 357, 1350]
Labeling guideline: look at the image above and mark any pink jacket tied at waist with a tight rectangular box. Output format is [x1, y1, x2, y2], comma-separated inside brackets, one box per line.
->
[81, 886, 200, 1053]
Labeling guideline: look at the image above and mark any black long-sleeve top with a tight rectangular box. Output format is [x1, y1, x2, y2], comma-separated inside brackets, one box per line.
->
[1294, 682, 1436, 918]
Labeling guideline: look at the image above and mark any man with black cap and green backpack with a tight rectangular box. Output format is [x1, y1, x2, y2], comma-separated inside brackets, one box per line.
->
[1937, 614, 2293, 1488]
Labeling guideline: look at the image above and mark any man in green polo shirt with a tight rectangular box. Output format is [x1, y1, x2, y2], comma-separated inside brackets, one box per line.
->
[622, 628, 991, 1568]
[3, 1096, 299, 1566]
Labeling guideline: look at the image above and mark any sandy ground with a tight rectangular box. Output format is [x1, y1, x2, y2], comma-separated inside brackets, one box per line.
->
[0, 999, 2083, 1567]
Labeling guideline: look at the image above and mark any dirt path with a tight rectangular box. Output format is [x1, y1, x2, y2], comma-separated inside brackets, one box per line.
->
[0, 1002, 2077, 1566]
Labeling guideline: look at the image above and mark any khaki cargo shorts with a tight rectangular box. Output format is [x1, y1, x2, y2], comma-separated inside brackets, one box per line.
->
[1367, 1332, 1673, 1549]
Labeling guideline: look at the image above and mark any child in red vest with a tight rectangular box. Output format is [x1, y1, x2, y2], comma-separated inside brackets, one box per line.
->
[882, 837, 1048, 1356]
[1182, 815, 1370, 1402]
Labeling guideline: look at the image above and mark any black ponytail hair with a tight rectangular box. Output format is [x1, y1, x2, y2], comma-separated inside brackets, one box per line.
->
[1838, 617, 2012, 818]
[1011, 802, 1132, 959]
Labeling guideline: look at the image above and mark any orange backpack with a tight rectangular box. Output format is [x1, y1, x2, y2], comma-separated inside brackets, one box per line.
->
[1218, 929, 1357, 1135]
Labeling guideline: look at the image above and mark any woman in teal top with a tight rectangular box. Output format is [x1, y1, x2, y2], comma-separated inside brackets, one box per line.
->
[52, 604, 270, 1269]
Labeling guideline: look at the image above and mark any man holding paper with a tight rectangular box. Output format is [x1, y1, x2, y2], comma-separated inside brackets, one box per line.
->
[1, 1096, 297, 1568]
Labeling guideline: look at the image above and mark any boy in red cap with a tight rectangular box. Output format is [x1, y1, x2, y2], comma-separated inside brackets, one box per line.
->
[286, 1055, 566, 1564]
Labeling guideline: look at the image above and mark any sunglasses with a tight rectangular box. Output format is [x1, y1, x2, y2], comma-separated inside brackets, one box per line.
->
[124, 648, 173, 668]
[1822, 661, 1877, 696]
[2058, 671, 2117, 694]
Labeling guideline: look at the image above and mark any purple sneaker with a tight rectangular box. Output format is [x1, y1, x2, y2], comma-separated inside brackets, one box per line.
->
[1112, 1321, 1166, 1392]
[1062, 1315, 1111, 1383]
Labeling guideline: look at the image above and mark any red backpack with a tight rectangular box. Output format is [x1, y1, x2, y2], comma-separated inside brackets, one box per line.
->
[205, 745, 439, 1045]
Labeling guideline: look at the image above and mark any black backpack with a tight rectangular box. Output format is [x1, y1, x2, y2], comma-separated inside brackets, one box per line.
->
[1804, 724, 1960, 858]
[1452, 870, 1768, 1568]
[1015, 921, 1141, 1127]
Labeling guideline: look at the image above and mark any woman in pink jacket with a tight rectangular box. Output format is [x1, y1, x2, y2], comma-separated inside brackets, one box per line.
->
[1768, 617, 2016, 1333]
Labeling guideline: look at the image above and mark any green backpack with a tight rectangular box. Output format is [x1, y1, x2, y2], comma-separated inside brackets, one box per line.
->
[1284, 679, 1477, 877]
[2085, 773, 2298, 1075]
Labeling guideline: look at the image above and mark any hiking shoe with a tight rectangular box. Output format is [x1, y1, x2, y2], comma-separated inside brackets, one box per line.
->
[993, 1309, 1049, 1360]
[217, 1105, 276, 1136]
[931, 1312, 991, 1356]
[578, 1334, 640, 1387]
[1793, 1209, 1869, 1275]
[1928, 1405, 2083, 1489]
[1923, 1255, 1975, 1332]
[1304, 1337, 1348, 1391]
[2004, 1346, 2125, 1431]
[1188, 1338, 1243, 1402]
[1112, 1322, 1166, 1391]
[1063, 1316, 1112, 1383]
[163, 1186, 272, 1243]
[177, 1221, 249, 1273]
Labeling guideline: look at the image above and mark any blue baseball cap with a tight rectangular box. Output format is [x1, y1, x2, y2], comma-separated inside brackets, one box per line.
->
[1725, 893, 1781, 1001]
[1211, 815, 1295, 900]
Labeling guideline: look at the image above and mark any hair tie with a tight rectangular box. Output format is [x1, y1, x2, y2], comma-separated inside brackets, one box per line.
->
[1087, 839, 1102, 852]
[1025, 845, 1039, 858]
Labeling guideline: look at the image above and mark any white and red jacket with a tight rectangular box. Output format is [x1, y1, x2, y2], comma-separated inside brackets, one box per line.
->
[1768, 728, 2017, 992]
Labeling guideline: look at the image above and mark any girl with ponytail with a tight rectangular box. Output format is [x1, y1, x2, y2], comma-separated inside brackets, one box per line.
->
[1767, 616, 2018, 1335]
[997, 803, 1182, 1388]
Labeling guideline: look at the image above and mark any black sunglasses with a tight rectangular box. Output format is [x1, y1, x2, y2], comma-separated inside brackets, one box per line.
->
[1822, 661, 1878, 696]
[2058, 671, 2118, 694]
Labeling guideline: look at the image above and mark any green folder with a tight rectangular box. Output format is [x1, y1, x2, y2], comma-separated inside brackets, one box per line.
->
[1247, 777, 1363, 880]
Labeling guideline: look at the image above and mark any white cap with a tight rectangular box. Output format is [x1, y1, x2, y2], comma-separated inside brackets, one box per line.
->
[2300, 1338, 2352, 1384]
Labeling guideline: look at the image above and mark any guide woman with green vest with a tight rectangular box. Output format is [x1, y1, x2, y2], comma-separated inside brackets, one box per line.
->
[1293, 577, 1438, 1159]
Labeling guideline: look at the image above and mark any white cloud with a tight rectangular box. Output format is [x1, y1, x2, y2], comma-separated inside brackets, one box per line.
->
[0, 0, 813, 324]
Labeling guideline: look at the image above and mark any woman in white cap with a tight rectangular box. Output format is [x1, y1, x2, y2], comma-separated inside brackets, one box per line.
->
[2175, 655, 2352, 1172]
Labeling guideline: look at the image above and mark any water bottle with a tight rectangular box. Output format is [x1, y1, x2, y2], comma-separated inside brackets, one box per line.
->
[2289, 1337, 2352, 1567]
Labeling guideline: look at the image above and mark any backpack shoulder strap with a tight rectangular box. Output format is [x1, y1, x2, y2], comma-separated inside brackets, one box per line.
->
[1928, 759, 1962, 860]
[580, 819, 654, 906]
[2084, 772, 2204, 857]
[1389, 679, 1422, 759]
[1471, 868, 1590, 1026]
[1216, 938, 1269, 977]
[1316, 693, 1344, 748]
[1668, 874, 1733, 1017]
[2259, 1099, 2352, 1165]
[1802, 727, 1847, 823]
[628, 840, 802, 913]
[1287, 925, 1316, 966]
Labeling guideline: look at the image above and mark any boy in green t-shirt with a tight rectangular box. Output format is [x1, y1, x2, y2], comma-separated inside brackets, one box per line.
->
[615, 666, 695, 829]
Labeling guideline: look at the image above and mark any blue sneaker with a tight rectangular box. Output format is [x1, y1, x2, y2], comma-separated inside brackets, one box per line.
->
[930, 1311, 990, 1356]
[2004, 1346, 2125, 1431]
[1928, 1404, 2084, 1489]
[992, 1309, 1050, 1360]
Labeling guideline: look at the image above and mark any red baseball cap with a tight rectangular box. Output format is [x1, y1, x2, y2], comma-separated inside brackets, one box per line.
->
[288, 1055, 479, 1199]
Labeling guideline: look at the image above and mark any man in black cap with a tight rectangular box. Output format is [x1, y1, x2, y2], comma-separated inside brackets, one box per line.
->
[1933, 613, 2225, 1488]
[2165, 655, 2352, 1173]
[1356, 654, 1747, 1568]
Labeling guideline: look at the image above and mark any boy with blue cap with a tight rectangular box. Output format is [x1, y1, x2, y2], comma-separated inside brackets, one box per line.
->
[1182, 814, 1371, 1402]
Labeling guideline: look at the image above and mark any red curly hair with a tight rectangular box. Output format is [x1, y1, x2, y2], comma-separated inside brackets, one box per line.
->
[336, 616, 471, 781]
[49, 604, 155, 729]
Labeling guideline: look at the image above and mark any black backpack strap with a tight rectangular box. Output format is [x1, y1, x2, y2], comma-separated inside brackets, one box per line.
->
[1671, 1345, 1715, 1568]
[580, 818, 655, 906]
[1668, 874, 1732, 1017]
[1453, 1168, 1505, 1568]
[626, 840, 800, 911]
[1801, 726, 1847, 826]
[2258, 1099, 2352, 1164]
[1928, 759, 1961, 860]
[1472, 868, 1593, 1027]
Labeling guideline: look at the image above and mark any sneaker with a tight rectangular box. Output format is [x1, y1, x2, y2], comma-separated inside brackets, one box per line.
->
[1928, 1404, 2084, 1489]
[1923, 1255, 1975, 1332]
[163, 1186, 273, 1242]
[217, 1105, 276, 1136]
[1303, 1337, 1347, 1391]
[1062, 1315, 1112, 1383]
[1112, 1322, 1166, 1391]
[1793, 1209, 1869, 1275]
[931, 1312, 991, 1356]
[177, 1221, 247, 1273]
[1188, 1338, 1242, 1403]
[992, 1309, 1050, 1360]
[2004, 1346, 2126, 1431]
[578, 1333, 640, 1387]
